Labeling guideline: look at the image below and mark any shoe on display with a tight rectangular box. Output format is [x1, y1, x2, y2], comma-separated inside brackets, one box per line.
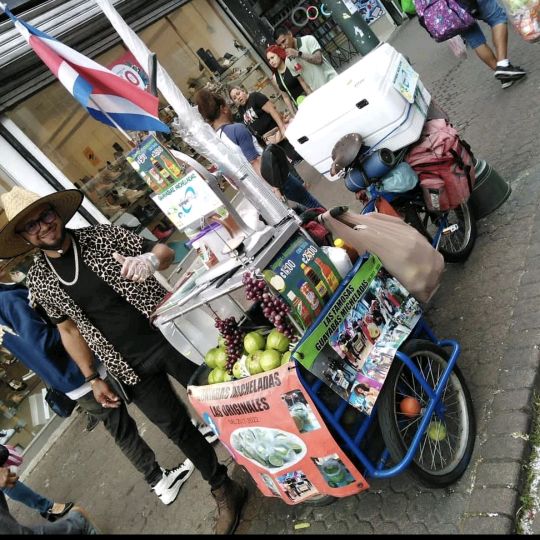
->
[494, 63, 526, 80]
[40, 501, 74, 522]
[153, 227, 175, 241]
[85, 413, 100, 433]
[192, 418, 219, 444]
[8, 379, 27, 391]
[152, 460, 195, 505]
[0, 428, 16, 445]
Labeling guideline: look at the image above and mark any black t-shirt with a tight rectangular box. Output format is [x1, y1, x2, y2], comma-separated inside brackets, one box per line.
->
[238, 92, 275, 138]
[47, 237, 165, 367]
[275, 68, 304, 102]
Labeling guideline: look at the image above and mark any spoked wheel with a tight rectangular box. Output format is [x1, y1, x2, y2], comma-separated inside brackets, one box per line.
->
[417, 201, 476, 262]
[377, 339, 475, 487]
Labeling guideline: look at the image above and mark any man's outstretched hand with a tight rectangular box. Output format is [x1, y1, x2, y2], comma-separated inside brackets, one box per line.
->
[112, 252, 156, 282]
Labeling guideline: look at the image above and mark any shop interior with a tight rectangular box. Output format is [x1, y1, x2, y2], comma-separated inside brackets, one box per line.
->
[5, 0, 285, 280]
[0, 0, 294, 451]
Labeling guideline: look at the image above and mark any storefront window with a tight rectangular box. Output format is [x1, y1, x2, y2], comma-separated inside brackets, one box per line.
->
[5, 0, 278, 267]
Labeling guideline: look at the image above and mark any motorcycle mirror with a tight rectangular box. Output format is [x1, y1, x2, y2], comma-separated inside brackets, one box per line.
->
[330, 133, 364, 176]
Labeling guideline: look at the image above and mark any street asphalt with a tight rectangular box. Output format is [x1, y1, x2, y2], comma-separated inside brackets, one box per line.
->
[10, 17, 540, 534]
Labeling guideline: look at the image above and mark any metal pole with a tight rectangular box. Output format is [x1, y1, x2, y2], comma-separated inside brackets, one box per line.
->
[324, 0, 380, 56]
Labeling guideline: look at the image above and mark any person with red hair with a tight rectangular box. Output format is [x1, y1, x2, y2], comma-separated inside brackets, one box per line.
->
[266, 44, 311, 118]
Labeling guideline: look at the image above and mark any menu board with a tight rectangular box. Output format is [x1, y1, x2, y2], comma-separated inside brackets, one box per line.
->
[263, 235, 342, 331]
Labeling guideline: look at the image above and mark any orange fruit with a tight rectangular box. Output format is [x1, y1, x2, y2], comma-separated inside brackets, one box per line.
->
[399, 396, 421, 417]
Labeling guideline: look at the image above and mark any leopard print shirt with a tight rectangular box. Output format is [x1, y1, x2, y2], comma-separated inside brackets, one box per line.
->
[26, 224, 168, 386]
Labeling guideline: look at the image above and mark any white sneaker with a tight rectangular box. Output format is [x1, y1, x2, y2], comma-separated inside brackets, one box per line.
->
[0, 428, 15, 445]
[191, 418, 219, 444]
[152, 460, 194, 505]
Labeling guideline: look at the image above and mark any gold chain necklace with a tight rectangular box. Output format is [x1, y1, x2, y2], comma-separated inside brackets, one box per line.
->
[44, 235, 79, 286]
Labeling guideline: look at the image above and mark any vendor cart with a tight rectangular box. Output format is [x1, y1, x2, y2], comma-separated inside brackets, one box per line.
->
[182, 246, 475, 505]
[147, 43, 475, 506]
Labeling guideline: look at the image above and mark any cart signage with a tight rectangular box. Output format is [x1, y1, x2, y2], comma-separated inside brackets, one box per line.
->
[292, 255, 422, 416]
[263, 235, 341, 331]
[126, 134, 187, 194]
[188, 362, 368, 505]
[150, 170, 223, 230]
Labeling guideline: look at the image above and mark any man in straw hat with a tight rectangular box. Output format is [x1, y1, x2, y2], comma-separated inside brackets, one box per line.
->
[0, 187, 246, 534]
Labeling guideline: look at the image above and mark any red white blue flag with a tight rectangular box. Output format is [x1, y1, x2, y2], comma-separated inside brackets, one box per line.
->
[1, 5, 169, 133]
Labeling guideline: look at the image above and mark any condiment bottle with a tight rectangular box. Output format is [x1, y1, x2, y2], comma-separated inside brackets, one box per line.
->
[334, 238, 359, 263]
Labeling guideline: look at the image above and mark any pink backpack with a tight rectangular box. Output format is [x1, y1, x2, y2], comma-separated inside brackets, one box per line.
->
[406, 119, 476, 212]
[414, 0, 476, 42]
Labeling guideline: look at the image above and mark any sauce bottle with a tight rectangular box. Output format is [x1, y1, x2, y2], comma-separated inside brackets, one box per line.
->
[162, 155, 183, 178]
[297, 279, 321, 316]
[286, 290, 312, 329]
[151, 158, 172, 185]
[300, 262, 330, 303]
[314, 257, 340, 292]
[334, 238, 359, 263]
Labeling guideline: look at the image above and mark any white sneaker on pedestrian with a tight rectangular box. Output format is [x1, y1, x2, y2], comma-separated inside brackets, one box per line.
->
[152, 459, 194, 505]
[0, 428, 15, 445]
[191, 418, 218, 444]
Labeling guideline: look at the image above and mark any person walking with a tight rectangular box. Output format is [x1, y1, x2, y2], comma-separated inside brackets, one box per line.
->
[228, 86, 303, 163]
[459, 0, 527, 88]
[0, 187, 246, 534]
[0, 467, 100, 534]
[194, 88, 323, 209]
[0, 257, 214, 506]
[273, 26, 337, 91]
[266, 45, 311, 117]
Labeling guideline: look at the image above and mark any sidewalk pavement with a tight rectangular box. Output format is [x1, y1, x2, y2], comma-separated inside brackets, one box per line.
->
[9, 18, 540, 534]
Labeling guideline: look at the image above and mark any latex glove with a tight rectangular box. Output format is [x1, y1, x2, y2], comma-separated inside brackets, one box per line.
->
[112, 252, 157, 282]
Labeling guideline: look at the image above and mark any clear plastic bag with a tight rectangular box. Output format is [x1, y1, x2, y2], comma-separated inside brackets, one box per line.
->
[447, 35, 468, 59]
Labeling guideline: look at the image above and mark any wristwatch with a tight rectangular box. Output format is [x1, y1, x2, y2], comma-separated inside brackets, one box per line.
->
[85, 372, 100, 384]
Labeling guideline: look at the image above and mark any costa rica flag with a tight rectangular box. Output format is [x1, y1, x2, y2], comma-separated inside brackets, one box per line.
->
[1, 4, 169, 133]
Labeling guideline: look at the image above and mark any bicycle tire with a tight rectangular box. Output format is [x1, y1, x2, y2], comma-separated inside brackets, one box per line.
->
[376, 339, 475, 487]
[405, 201, 477, 263]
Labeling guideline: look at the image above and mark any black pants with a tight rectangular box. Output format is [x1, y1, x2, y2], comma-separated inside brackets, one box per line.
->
[277, 138, 303, 163]
[77, 343, 228, 489]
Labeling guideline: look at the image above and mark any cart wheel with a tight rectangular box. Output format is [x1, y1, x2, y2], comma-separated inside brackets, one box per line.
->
[404, 201, 477, 263]
[377, 339, 475, 487]
[302, 494, 337, 507]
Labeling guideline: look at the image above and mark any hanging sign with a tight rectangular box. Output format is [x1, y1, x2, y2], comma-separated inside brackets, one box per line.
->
[150, 170, 223, 230]
[188, 362, 368, 504]
[292, 255, 422, 416]
[126, 135, 185, 194]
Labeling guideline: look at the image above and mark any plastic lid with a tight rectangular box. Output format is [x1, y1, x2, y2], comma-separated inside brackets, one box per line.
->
[185, 222, 222, 247]
[334, 238, 345, 248]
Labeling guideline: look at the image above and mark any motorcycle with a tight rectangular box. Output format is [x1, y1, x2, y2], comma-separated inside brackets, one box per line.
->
[330, 133, 477, 263]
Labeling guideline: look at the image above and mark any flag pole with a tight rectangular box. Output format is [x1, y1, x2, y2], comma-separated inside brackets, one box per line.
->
[88, 96, 135, 145]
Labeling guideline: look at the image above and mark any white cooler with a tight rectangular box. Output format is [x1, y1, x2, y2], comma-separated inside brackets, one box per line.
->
[285, 43, 431, 180]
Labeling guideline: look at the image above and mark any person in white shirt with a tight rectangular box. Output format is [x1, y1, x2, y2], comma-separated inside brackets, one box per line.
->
[274, 26, 337, 91]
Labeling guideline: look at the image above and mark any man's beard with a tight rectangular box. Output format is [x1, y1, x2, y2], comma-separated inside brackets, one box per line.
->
[34, 226, 68, 252]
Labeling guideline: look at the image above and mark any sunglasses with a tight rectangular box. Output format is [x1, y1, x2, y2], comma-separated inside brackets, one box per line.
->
[17, 208, 57, 235]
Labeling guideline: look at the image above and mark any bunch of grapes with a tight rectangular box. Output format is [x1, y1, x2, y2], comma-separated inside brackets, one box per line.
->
[214, 316, 244, 374]
[242, 271, 297, 341]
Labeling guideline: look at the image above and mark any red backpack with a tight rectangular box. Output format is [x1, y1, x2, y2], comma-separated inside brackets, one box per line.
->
[406, 119, 476, 212]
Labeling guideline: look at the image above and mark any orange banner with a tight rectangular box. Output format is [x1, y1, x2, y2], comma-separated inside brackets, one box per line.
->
[188, 363, 369, 504]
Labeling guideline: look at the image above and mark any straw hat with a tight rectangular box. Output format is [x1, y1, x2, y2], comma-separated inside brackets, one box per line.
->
[0, 186, 84, 258]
